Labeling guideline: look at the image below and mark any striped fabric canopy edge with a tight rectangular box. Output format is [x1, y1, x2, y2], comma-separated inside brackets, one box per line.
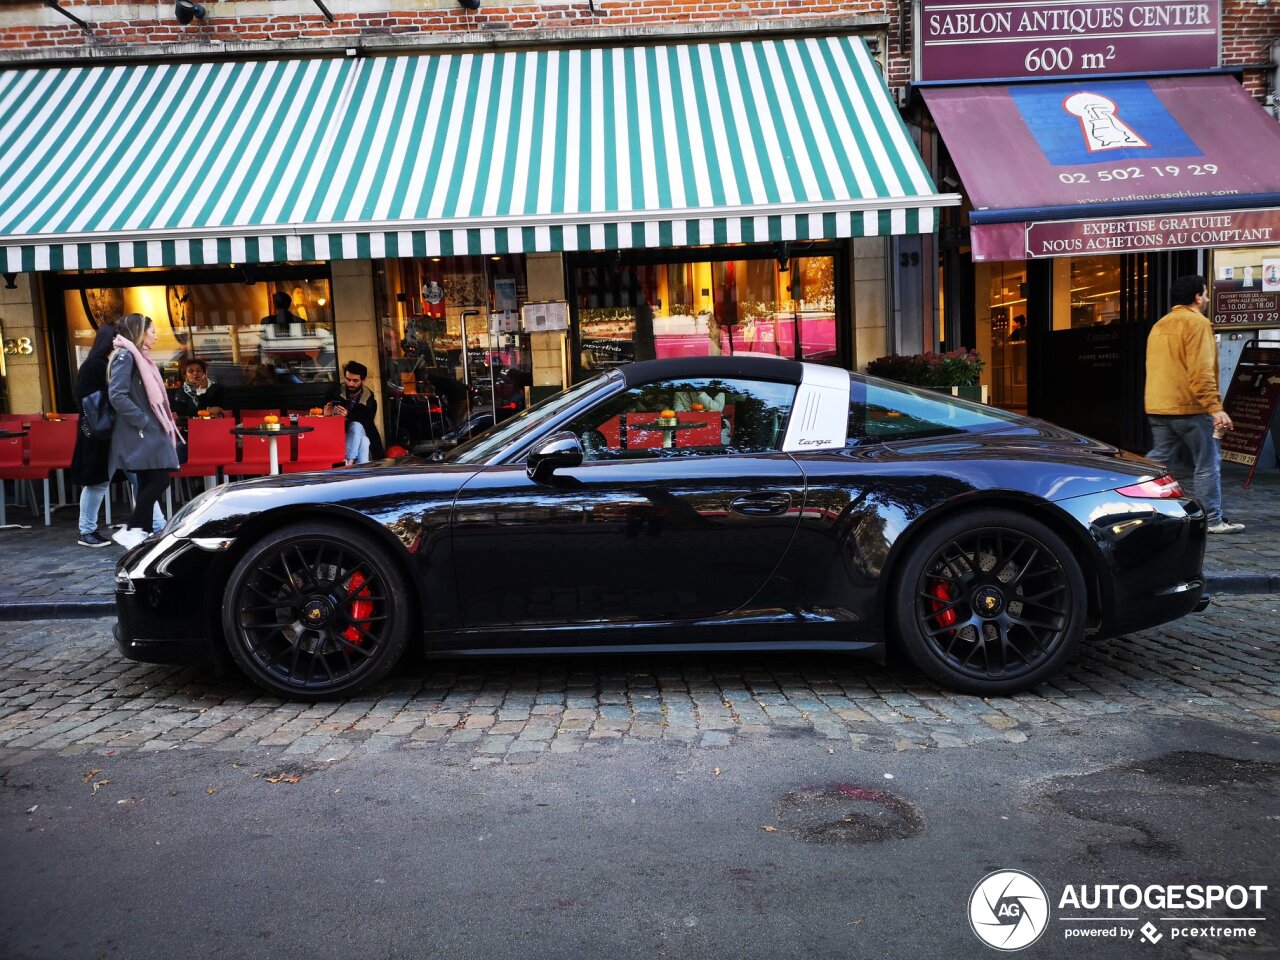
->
[0, 36, 957, 271]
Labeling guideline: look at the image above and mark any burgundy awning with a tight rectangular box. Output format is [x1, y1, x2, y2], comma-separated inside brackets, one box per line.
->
[922, 75, 1280, 261]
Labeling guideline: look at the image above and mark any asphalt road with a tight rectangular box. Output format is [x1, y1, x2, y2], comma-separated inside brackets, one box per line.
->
[3, 706, 1277, 960]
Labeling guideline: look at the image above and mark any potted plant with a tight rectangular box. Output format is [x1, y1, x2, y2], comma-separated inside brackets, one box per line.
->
[865, 349, 988, 403]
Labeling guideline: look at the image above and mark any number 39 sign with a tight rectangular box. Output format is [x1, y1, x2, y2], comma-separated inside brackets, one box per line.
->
[915, 0, 1220, 83]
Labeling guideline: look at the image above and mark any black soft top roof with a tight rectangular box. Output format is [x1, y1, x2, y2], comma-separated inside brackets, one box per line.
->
[616, 355, 807, 387]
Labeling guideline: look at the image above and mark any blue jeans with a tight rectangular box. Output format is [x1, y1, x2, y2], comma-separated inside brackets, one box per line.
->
[78, 481, 109, 535]
[345, 421, 371, 464]
[1147, 414, 1222, 523]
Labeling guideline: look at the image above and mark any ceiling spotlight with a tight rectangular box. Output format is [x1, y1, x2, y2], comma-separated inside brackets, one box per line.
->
[175, 1, 207, 25]
[2, 273, 17, 290]
[457, 0, 481, 9]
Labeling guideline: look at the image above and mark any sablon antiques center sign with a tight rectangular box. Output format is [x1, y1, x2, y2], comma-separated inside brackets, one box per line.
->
[916, 0, 1221, 81]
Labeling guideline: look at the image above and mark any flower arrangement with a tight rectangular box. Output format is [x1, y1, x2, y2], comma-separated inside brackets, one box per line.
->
[865, 349, 984, 388]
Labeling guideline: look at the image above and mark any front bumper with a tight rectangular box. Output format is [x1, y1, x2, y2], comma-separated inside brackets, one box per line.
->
[113, 533, 224, 665]
[1056, 490, 1207, 638]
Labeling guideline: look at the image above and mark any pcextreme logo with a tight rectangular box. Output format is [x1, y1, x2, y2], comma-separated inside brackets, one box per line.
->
[968, 872, 1269, 950]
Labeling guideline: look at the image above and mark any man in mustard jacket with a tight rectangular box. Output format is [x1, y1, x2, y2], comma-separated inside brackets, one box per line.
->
[1144, 275, 1244, 534]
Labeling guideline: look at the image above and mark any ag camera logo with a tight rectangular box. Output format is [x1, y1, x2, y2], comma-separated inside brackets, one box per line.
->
[969, 870, 1050, 950]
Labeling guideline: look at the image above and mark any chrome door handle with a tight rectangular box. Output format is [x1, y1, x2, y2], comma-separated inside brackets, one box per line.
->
[729, 493, 792, 516]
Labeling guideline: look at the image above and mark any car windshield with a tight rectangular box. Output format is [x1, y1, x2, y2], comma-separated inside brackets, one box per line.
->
[849, 376, 1029, 445]
[446, 371, 618, 464]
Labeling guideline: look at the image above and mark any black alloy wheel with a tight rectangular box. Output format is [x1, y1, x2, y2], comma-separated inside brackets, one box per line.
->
[892, 509, 1086, 695]
[222, 521, 413, 700]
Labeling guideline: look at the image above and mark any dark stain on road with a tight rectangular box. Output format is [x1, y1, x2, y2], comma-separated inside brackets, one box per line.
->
[1036, 751, 1280, 864]
[774, 782, 925, 844]
[1133, 751, 1280, 787]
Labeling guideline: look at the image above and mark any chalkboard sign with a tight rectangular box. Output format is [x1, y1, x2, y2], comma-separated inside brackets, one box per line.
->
[1220, 340, 1280, 488]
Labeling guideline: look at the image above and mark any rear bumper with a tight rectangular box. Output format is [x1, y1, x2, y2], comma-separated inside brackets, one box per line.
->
[1055, 490, 1207, 639]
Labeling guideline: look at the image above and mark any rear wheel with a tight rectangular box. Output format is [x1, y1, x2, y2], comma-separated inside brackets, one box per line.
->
[222, 521, 413, 700]
[892, 509, 1086, 695]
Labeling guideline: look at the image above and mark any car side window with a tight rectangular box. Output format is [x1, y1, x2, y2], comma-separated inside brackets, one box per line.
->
[847, 378, 1026, 445]
[566, 377, 797, 461]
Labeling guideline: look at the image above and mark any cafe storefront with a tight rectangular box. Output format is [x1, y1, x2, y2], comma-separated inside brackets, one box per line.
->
[912, 0, 1280, 452]
[0, 34, 957, 443]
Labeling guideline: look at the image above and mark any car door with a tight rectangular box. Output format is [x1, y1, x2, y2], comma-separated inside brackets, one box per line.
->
[449, 375, 805, 632]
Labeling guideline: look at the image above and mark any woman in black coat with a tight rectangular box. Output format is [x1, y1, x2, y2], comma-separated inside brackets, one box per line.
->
[68, 323, 116, 548]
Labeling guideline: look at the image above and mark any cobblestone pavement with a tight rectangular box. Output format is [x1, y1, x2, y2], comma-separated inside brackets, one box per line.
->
[2, 462, 1275, 607]
[1, 597, 1275, 770]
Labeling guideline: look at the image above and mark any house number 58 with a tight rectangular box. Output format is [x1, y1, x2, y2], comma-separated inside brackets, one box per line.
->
[3, 337, 34, 356]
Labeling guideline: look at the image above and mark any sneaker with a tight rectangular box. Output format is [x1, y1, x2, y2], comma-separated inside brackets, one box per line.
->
[111, 527, 148, 549]
[77, 531, 112, 548]
[1207, 520, 1245, 535]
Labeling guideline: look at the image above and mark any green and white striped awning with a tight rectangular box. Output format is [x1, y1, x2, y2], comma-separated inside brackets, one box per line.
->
[0, 36, 957, 272]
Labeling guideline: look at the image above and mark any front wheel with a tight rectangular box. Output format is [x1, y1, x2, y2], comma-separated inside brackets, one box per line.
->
[222, 521, 414, 700]
[891, 509, 1087, 695]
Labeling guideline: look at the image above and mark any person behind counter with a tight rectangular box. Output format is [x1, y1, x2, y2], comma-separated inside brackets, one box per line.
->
[263, 291, 305, 334]
[324, 360, 385, 465]
[171, 357, 225, 419]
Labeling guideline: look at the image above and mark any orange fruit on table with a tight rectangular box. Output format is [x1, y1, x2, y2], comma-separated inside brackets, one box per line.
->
[659, 409, 676, 419]
[691, 402, 704, 411]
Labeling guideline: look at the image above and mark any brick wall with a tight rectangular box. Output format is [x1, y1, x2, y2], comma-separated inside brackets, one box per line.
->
[0, 0, 897, 95]
[3, 0, 1275, 99]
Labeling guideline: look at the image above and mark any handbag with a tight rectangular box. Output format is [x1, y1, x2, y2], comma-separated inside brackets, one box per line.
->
[79, 388, 115, 441]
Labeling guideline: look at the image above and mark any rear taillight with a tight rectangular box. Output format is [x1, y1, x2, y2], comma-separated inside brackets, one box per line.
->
[1116, 475, 1184, 498]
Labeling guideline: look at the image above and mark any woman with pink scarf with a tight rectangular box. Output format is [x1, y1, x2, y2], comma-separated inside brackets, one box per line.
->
[107, 313, 179, 549]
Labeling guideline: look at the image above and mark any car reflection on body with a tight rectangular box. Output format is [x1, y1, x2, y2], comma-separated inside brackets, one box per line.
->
[114, 356, 1209, 701]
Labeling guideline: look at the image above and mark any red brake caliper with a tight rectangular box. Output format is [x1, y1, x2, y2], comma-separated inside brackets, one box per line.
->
[927, 579, 957, 630]
[342, 571, 374, 645]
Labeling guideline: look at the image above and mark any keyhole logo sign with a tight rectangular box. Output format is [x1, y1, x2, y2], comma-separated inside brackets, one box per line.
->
[1063, 92, 1149, 152]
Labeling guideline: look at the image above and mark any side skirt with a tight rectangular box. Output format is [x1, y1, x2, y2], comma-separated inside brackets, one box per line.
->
[428, 639, 884, 659]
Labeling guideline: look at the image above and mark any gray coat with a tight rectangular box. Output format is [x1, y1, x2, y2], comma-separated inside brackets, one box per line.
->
[108, 348, 179, 475]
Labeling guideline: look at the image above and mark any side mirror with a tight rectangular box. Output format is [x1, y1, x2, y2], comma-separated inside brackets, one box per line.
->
[527, 431, 583, 482]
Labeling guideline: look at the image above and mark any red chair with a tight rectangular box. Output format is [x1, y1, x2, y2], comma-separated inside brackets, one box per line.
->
[223, 417, 272, 479]
[0, 433, 27, 529]
[171, 417, 236, 493]
[236, 408, 280, 420]
[0, 419, 77, 525]
[282, 416, 346, 473]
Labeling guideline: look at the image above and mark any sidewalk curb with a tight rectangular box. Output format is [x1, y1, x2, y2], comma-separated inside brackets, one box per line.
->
[1205, 572, 1280, 595]
[0, 599, 115, 621]
[0, 572, 1274, 621]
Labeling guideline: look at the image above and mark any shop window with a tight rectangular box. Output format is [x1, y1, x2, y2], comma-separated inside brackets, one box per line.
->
[1210, 246, 1280, 329]
[572, 253, 837, 373]
[375, 255, 531, 450]
[63, 272, 336, 408]
[564, 377, 796, 461]
[974, 260, 1028, 412]
[1055, 256, 1123, 328]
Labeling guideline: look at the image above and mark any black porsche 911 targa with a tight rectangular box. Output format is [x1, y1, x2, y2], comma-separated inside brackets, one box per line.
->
[115, 356, 1208, 700]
